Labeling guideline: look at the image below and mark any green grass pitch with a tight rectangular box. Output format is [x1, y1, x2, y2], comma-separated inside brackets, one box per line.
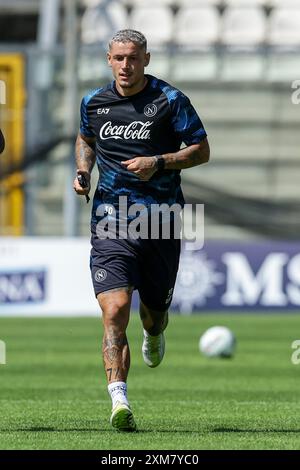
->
[0, 313, 300, 450]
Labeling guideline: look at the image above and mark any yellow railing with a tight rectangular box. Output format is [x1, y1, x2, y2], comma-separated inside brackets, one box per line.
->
[0, 54, 25, 236]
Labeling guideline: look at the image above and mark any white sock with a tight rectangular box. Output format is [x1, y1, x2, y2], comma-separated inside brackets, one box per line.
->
[108, 381, 129, 408]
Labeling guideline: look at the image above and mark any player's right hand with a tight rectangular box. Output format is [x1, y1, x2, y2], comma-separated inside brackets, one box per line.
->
[73, 169, 91, 196]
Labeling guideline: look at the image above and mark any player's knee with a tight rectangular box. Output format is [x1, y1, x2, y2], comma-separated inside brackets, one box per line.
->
[104, 306, 127, 325]
[98, 291, 131, 328]
[101, 302, 130, 332]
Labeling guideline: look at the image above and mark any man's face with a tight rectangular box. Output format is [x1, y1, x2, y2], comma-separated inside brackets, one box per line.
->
[107, 41, 150, 94]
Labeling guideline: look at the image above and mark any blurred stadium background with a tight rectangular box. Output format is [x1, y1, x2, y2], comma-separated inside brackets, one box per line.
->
[0, 0, 299, 315]
[0, 0, 300, 450]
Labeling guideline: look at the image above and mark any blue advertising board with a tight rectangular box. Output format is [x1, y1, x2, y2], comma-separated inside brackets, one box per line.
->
[133, 241, 300, 312]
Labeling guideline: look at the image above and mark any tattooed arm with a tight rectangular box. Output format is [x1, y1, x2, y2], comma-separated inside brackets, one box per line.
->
[73, 132, 96, 196]
[121, 138, 210, 181]
[162, 138, 210, 170]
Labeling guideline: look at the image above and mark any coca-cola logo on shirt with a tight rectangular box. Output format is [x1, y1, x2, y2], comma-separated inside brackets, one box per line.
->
[99, 121, 153, 140]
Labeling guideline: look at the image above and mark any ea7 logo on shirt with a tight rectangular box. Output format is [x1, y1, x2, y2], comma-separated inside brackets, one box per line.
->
[144, 103, 157, 117]
[97, 108, 110, 115]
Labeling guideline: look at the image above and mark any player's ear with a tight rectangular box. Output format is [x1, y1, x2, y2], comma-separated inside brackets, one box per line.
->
[107, 52, 112, 67]
[144, 52, 150, 67]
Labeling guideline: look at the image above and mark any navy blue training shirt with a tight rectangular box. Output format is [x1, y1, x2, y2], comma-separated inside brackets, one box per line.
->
[79, 74, 207, 226]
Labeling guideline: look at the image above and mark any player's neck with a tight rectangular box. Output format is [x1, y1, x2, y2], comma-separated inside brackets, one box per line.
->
[115, 76, 148, 97]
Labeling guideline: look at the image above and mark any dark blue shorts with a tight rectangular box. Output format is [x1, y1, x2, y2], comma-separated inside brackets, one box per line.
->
[90, 227, 181, 311]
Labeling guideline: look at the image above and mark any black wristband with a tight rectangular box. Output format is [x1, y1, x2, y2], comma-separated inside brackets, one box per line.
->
[155, 155, 165, 171]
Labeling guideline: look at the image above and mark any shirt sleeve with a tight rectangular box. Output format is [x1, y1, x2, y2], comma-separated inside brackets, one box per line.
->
[79, 96, 95, 138]
[170, 92, 207, 146]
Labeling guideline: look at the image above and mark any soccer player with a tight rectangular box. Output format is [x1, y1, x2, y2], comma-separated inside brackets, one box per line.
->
[74, 30, 210, 432]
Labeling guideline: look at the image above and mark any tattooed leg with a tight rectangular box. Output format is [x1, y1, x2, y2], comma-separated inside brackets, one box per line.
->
[98, 287, 133, 384]
[102, 330, 130, 383]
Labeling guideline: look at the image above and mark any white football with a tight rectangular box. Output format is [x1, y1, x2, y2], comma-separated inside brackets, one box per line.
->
[199, 326, 236, 358]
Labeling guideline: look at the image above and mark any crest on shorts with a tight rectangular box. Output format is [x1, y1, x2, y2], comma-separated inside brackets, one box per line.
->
[94, 268, 107, 282]
[144, 103, 157, 117]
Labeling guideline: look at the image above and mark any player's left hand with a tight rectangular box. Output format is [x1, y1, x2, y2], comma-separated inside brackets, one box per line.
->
[121, 156, 157, 181]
